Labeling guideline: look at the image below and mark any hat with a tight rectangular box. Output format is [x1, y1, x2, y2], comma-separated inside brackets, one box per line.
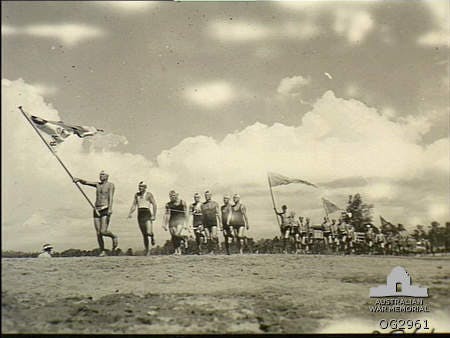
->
[138, 181, 147, 187]
[99, 170, 109, 177]
[43, 243, 53, 251]
[194, 193, 201, 198]
[169, 190, 177, 197]
[233, 194, 240, 199]
[223, 195, 230, 199]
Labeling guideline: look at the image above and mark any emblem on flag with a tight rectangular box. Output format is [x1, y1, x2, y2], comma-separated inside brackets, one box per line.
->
[30, 115, 103, 147]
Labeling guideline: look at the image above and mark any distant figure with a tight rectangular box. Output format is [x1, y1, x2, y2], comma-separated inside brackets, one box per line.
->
[164, 190, 188, 255]
[38, 244, 53, 258]
[128, 181, 157, 256]
[221, 195, 233, 255]
[275, 205, 290, 253]
[190, 193, 207, 254]
[230, 194, 249, 255]
[73, 170, 118, 256]
[201, 191, 221, 254]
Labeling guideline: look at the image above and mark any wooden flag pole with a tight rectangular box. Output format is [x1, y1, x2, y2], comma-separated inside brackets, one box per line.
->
[18, 106, 100, 216]
[268, 174, 281, 227]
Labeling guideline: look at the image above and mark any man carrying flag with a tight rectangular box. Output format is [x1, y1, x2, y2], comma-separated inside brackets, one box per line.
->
[74, 171, 118, 256]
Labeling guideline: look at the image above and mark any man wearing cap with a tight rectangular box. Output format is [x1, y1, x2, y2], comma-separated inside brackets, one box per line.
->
[164, 191, 188, 255]
[73, 170, 118, 256]
[221, 195, 233, 255]
[189, 193, 206, 254]
[128, 181, 157, 256]
[38, 244, 53, 258]
[201, 191, 221, 254]
[230, 194, 249, 255]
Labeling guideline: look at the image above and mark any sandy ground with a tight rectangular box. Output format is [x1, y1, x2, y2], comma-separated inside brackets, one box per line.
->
[2, 254, 449, 334]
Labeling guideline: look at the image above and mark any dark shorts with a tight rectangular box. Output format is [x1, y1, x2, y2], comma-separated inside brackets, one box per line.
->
[223, 225, 234, 236]
[232, 224, 245, 230]
[138, 208, 152, 223]
[94, 208, 109, 219]
[204, 222, 218, 230]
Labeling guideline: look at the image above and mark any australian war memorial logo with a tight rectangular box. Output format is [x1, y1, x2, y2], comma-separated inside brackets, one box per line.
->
[369, 266, 430, 313]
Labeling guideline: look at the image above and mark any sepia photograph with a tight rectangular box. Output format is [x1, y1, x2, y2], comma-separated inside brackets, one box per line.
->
[2, 0, 449, 334]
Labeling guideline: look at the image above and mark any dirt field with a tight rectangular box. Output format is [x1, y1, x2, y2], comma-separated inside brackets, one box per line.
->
[2, 254, 449, 334]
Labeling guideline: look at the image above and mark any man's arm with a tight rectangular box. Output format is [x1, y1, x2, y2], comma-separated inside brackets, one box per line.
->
[215, 202, 222, 231]
[108, 183, 115, 215]
[149, 193, 157, 221]
[128, 194, 137, 218]
[73, 177, 97, 187]
[242, 204, 249, 230]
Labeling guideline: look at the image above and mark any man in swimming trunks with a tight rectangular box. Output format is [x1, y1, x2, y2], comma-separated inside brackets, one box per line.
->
[163, 190, 188, 255]
[73, 170, 118, 256]
[190, 193, 207, 254]
[230, 194, 249, 255]
[221, 195, 234, 255]
[201, 191, 221, 254]
[275, 205, 290, 253]
[128, 181, 157, 256]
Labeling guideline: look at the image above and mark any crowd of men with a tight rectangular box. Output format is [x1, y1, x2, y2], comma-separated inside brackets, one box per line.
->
[274, 205, 437, 255]
[70, 170, 443, 257]
[74, 171, 249, 256]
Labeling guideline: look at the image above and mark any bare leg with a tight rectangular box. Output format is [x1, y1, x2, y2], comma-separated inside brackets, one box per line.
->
[94, 218, 105, 254]
[210, 225, 218, 254]
[139, 219, 153, 255]
[100, 216, 118, 251]
[237, 226, 245, 254]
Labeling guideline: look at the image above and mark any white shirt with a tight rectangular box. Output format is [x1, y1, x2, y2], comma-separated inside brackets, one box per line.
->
[38, 251, 52, 258]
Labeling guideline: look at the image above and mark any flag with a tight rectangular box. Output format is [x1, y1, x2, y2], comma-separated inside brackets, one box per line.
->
[30, 115, 103, 147]
[379, 216, 394, 232]
[268, 172, 318, 188]
[322, 197, 340, 214]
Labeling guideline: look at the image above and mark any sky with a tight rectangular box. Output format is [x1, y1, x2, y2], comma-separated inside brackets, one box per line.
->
[2, 0, 449, 252]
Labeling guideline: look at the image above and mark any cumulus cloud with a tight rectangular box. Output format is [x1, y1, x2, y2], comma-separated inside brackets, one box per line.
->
[418, 0, 450, 47]
[2, 23, 105, 47]
[277, 75, 311, 96]
[3, 79, 448, 250]
[333, 9, 374, 43]
[183, 81, 239, 109]
[29, 83, 58, 96]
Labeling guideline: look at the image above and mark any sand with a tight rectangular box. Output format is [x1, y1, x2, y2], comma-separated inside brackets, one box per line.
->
[2, 254, 449, 334]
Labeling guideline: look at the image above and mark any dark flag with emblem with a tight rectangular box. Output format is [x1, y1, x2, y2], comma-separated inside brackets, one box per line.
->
[380, 216, 395, 233]
[30, 115, 103, 147]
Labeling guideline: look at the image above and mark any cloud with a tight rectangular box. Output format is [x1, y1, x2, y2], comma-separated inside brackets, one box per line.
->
[208, 20, 271, 42]
[418, 0, 450, 47]
[333, 9, 374, 43]
[1, 24, 18, 35]
[183, 81, 239, 109]
[2, 24, 105, 47]
[207, 19, 320, 42]
[96, 1, 158, 12]
[29, 83, 58, 97]
[277, 75, 311, 96]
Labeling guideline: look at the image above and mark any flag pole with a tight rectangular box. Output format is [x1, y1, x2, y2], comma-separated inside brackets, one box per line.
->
[322, 198, 329, 218]
[267, 174, 281, 227]
[18, 106, 100, 216]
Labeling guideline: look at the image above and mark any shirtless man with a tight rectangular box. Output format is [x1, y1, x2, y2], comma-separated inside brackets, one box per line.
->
[221, 195, 233, 255]
[201, 191, 221, 254]
[230, 194, 249, 255]
[275, 205, 290, 254]
[189, 193, 207, 254]
[128, 181, 157, 256]
[164, 191, 188, 255]
[74, 170, 118, 256]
